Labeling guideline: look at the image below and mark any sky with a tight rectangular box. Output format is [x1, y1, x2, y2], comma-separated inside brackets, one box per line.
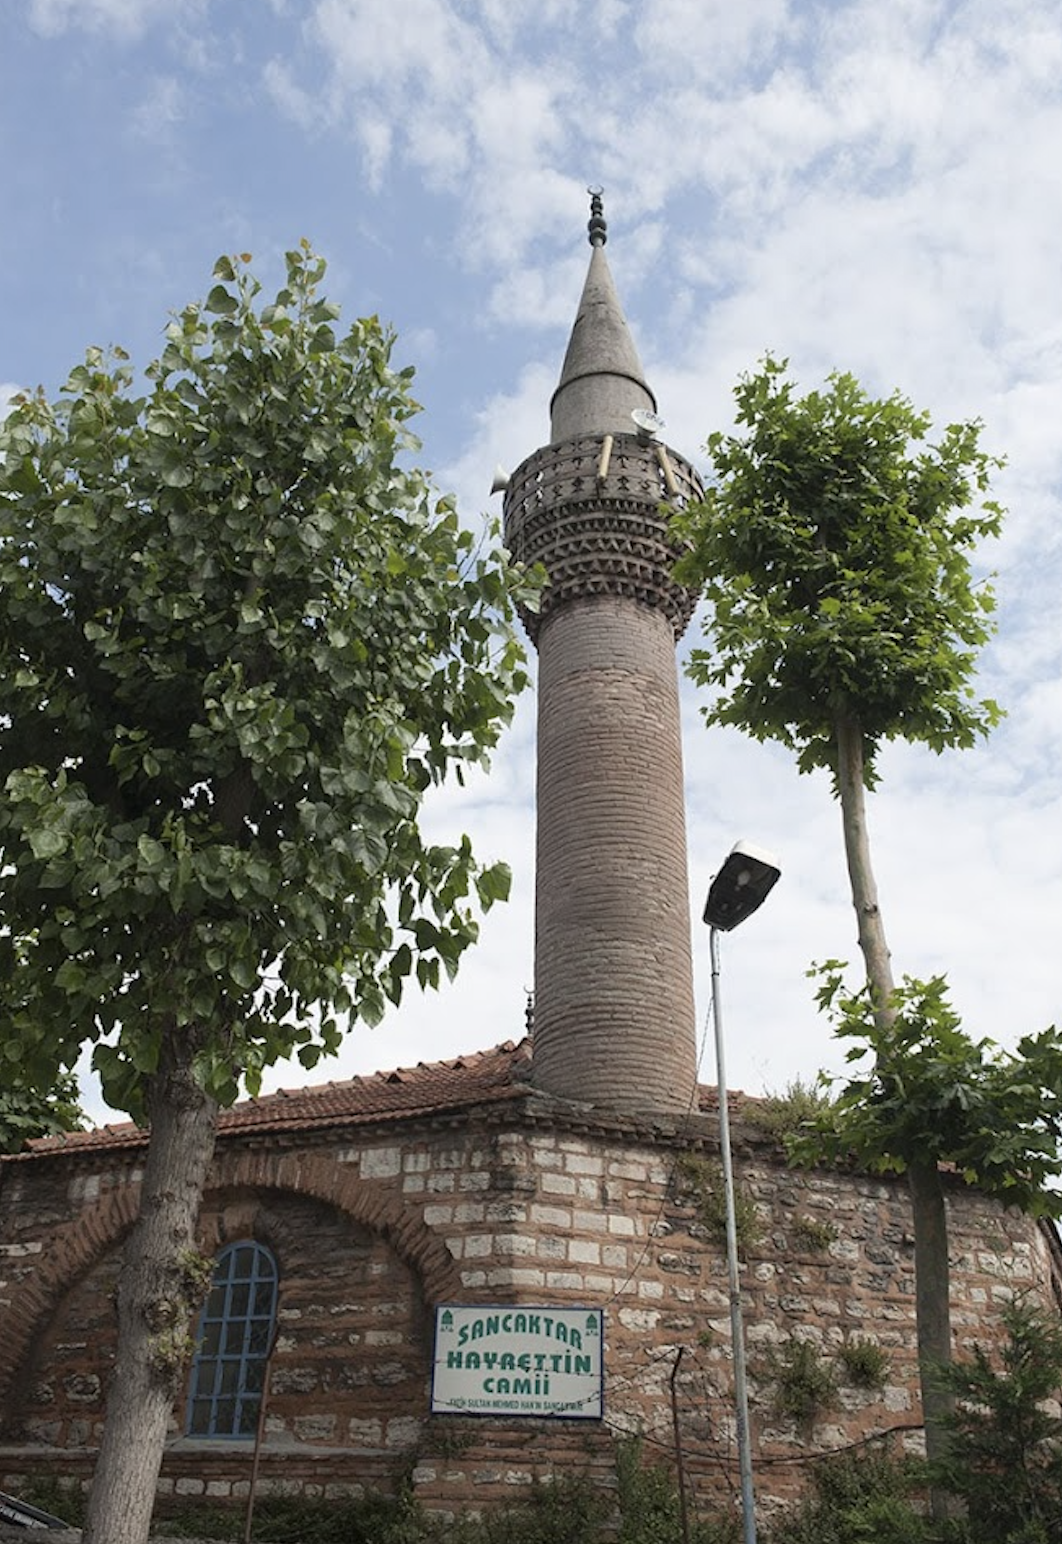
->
[2, 0, 1061, 1125]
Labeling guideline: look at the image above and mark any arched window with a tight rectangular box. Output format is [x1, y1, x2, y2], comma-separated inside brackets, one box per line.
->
[186, 1241, 278, 1439]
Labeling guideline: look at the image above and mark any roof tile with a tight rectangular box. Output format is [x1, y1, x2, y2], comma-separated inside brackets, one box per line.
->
[21, 1040, 534, 1157]
[13, 1040, 745, 1162]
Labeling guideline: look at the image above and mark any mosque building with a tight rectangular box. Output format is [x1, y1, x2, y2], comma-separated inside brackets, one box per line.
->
[1, 198, 1057, 1529]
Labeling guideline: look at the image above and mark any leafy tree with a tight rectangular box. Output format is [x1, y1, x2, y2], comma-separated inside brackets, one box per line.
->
[937, 1298, 1062, 1542]
[0, 1069, 84, 1153]
[791, 969, 1062, 1512]
[0, 245, 533, 1544]
[673, 357, 1004, 1506]
[793, 970, 1062, 1220]
[768, 1445, 933, 1544]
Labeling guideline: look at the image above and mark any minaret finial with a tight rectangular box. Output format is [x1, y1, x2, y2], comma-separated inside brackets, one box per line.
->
[587, 186, 607, 247]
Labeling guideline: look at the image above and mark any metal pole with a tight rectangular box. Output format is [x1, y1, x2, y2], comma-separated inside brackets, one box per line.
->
[670, 1347, 692, 1544]
[243, 1320, 280, 1544]
[710, 925, 757, 1544]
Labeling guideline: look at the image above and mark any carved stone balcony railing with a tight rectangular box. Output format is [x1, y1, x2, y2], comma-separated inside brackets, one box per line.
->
[502, 433, 702, 642]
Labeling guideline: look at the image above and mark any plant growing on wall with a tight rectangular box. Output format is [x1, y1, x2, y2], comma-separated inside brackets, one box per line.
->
[0, 245, 533, 1544]
[764, 1335, 839, 1428]
[673, 356, 1008, 1511]
[837, 1335, 891, 1392]
[747, 1077, 835, 1145]
[677, 1154, 763, 1256]
[789, 1213, 839, 1253]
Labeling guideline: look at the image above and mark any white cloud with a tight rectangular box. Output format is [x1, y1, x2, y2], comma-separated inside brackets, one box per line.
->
[436, 360, 557, 520]
[128, 74, 185, 142]
[261, 58, 330, 136]
[485, 253, 587, 331]
[0, 383, 24, 418]
[636, 0, 796, 84]
[28, 0, 198, 38]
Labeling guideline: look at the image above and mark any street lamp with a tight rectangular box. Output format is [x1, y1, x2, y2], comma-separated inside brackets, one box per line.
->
[703, 841, 781, 1544]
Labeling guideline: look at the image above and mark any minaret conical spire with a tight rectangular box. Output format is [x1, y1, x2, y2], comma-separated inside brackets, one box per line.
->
[550, 192, 657, 444]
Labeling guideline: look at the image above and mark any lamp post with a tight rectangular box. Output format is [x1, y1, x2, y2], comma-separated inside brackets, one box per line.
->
[703, 841, 781, 1544]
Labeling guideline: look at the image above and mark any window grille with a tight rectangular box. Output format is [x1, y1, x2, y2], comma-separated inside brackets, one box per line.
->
[186, 1241, 278, 1439]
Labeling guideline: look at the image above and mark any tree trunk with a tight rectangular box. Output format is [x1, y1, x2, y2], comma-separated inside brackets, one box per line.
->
[909, 1155, 954, 1510]
[834, 714, 895, 1018]
[834, 714, 953, 1512]
[83, 1033, 219, 1544]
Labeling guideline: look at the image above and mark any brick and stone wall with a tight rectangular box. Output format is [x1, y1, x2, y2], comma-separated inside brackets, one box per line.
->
[1, 1099, 1058, 1526]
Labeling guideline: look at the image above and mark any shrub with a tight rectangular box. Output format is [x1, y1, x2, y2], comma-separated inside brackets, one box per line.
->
[790, 1213, 840, 1252]
[438, 1471, 607, 1544]
[677, 1155, 763, 1256]
[747, 1079, 836, 1145]
[613, 1439, 739, 1544]
[838, 1335, 891, 1391]
[149, 1488, 424, 1542]
[18, 1475, 86, 1528]
[768, 1446, 932, 1544]
[765, 1336, 839, 1427]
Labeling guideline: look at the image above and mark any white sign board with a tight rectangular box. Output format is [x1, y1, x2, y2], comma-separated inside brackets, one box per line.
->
[431, 1304, 603, 1419]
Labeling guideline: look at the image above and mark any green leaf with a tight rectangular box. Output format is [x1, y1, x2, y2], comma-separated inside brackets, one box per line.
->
[28, 828, 66, 860]
[475, 861, 511, 909]
[205, 284, 238, 316]
[137, 835, 165, 870]
[229, 956, 255, 991]
[160, 459, 193, 488]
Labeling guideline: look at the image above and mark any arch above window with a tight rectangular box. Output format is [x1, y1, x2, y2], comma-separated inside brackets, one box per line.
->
[186, 1241, 278, 1440]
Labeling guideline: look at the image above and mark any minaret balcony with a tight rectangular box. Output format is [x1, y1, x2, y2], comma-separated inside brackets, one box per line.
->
[502, 432, 702, 642]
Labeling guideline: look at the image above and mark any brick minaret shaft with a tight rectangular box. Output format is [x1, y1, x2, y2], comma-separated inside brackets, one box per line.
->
[503, 196, 702, 1113]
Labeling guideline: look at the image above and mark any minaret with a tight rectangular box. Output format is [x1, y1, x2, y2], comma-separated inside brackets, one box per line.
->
[503, 194, 703, 1113]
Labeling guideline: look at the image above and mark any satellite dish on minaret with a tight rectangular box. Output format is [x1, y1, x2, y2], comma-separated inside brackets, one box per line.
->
[631, 408, 666, 438]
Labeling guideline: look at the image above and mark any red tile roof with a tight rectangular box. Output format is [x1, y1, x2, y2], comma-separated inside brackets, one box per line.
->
[20, 1040, 536, 1157]
[13, 1040, 736, 1162]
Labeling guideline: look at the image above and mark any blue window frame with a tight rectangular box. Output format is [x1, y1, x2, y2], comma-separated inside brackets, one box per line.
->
[186, 1242, 278, 1439]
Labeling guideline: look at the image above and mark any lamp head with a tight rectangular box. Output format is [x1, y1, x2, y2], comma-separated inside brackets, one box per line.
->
[703, 841, 781, 932]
